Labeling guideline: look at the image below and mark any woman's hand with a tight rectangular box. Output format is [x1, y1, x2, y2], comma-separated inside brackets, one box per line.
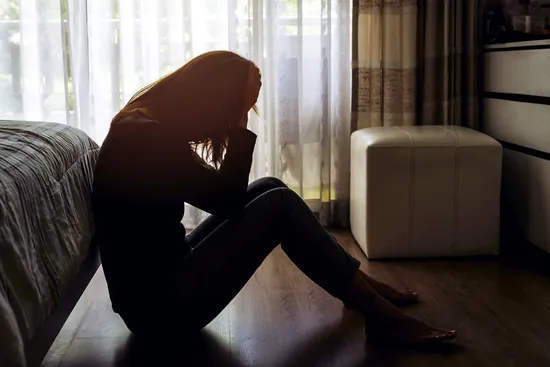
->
[236, 112, 249, 129]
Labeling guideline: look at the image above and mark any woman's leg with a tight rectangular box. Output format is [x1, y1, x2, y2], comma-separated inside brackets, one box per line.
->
[186, 177, 288, 247]
[189, 177, 418, 307]
[178, 187, 456, 344]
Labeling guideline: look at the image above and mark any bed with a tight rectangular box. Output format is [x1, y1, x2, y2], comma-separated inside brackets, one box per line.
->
[0, 120, 99, 367]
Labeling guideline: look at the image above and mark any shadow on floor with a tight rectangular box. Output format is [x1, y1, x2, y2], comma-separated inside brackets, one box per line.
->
[110, 310, 466, 367]
[113, 329, 243, 367]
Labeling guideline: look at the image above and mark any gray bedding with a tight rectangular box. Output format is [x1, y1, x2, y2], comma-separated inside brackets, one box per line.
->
[0, 121, 99, 367]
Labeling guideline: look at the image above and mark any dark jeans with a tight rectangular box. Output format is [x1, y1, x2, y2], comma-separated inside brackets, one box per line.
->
[178, 177, 360, 332]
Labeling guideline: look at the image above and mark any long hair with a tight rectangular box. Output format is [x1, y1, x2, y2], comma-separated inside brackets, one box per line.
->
[113, 50, 255, 168]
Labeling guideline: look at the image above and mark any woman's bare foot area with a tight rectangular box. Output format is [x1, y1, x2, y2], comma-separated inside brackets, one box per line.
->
[346, 270, 456, 345]
[364, 313, 457, 345]
[364, 276, 419, 306]
[345, 274, 419, 309]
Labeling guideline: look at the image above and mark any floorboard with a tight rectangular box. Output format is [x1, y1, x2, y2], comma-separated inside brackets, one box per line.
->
[42, 229, 550, 367]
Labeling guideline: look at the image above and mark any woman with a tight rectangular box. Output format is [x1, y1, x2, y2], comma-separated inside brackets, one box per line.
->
[92, 51, 457, 345]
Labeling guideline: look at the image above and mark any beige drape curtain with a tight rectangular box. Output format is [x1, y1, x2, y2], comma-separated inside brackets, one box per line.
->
[352, 0, 480, 130]
[352, 0, 418, 130]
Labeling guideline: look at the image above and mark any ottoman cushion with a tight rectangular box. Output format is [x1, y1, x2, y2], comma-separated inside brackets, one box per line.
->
[350, 126, 502, 259]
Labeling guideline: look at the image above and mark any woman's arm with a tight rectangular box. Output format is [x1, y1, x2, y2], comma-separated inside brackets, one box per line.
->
[176, 127, 257, 216]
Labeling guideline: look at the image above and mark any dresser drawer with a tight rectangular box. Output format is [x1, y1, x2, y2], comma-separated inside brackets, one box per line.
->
[502, 149, 550, 252]
[482, 98, 550, 153]
[484, 48, 550, 97]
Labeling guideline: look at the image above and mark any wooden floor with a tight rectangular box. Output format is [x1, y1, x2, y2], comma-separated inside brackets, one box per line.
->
[42, 229, 550, 367]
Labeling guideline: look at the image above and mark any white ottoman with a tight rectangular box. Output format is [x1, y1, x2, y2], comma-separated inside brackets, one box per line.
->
[350, 126, 502, 259]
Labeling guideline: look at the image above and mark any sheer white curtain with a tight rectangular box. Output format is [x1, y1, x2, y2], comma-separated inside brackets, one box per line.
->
[0, 0, 352, 227]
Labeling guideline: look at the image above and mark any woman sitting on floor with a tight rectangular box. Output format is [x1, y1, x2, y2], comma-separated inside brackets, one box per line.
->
[92, 50, 457, 345]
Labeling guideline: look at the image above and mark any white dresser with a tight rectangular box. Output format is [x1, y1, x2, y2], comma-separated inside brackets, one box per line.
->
[482, 39, 550, 252]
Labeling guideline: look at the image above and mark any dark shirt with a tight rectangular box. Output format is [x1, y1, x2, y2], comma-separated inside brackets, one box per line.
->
[91, 110, 257, 321]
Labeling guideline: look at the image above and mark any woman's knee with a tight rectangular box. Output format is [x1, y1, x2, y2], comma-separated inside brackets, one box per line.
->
[249, 176, 287, 191]
[256, 186, 302, 212]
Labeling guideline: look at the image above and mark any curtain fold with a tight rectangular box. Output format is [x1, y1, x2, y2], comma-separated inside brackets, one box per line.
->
[0, 0, 352, 227]
[352, 0, 418, 130]
[417, 0, 481, 129]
